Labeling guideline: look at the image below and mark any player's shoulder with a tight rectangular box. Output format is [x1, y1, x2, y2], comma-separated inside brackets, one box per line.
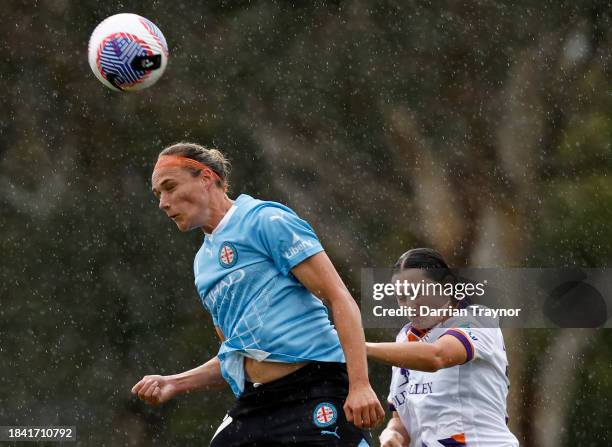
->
[439, 304, 504, 343]
[237, 194, 298, 221]
[442, 304, 500, 328]
[395, 323, 411, 342]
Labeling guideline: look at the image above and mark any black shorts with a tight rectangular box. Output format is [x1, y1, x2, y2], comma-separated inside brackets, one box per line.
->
[210, 362, 372, 446]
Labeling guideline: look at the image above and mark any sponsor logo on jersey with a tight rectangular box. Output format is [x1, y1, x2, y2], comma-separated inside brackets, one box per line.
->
[464, 329, 478, 341]
[399, 368, 410, 386]
[392, 382, 434, 407]
[219, 242, 238, 268]
[283, 233, 315, 259]
[205, 269, 245, 306]
[313, 402, 338, 427]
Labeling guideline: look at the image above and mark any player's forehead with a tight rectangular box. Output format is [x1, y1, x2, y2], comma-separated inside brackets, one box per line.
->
[151, 167, 189, 190]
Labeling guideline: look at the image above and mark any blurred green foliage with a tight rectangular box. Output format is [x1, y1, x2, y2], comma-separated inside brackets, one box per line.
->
[1, 1, 611, 445]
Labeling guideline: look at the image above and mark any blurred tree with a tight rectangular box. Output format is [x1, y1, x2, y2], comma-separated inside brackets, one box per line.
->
[0, 0, 610, 446]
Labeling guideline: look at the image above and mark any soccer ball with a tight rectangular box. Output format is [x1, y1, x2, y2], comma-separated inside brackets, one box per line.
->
[88, 13, 169, 92]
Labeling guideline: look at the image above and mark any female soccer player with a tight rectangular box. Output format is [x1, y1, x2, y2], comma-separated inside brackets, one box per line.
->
[131, 142, 383, 446]
[367, 248, 519, 447]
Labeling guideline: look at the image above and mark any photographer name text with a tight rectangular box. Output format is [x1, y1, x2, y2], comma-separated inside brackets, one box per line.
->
[372, 305, 522, 318]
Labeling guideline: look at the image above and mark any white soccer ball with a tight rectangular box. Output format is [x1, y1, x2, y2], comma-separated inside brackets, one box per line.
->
[88, 13, 169, 92]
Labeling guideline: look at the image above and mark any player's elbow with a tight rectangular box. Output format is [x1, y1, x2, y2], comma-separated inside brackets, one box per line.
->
[425, 346, 448, 372]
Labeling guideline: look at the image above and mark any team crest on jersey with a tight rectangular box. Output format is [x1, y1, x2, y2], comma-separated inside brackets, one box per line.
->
[218, 242, 238, 268]
[313, 402, 337, 427]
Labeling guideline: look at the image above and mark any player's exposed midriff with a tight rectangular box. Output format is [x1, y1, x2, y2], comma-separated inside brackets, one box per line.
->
[216, 325, 309, 384]
[245, 358, 309, 384]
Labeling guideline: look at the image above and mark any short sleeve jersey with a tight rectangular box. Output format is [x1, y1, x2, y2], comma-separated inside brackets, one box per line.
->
[194, 194, 345, 396]
[387, 307, 519, 447]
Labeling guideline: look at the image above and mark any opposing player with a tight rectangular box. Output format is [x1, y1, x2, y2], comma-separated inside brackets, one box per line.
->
[367, 248, 519, 447]
[131, 142, 383, 446]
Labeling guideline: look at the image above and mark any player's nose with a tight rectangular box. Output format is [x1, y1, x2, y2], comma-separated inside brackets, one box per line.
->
[158, 194, 170, 211]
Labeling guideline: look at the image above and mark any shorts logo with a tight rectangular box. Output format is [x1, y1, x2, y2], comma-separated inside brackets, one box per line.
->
[313, 402, 337, 427]
[218, 242, 238, 268]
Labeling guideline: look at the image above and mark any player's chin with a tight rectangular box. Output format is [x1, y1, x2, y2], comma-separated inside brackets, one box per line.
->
[173, 218, 190, 232]
[177, 220, 201, 233]
[411, 316, 433, 330]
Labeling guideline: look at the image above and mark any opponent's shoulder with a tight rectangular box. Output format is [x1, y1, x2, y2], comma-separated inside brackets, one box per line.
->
[394, 323, 411, 342]
[439, 304, 505, 347]
[440, 303, 498, 329]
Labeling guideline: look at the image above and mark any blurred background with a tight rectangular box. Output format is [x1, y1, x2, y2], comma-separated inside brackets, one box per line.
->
[1, 1, 611, 445]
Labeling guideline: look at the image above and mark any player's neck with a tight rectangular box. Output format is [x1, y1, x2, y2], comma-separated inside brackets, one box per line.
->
[201, 194, 234, 234]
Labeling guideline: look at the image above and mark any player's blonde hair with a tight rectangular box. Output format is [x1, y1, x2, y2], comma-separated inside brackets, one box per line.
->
[159, 142, 231, 191]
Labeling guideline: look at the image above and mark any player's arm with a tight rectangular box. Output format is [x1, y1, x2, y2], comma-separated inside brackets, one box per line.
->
[366, 333, 468, 372]
[291, 251, 385, 429]
[132, 333, 228, 406]
[380, 411, 410, 447]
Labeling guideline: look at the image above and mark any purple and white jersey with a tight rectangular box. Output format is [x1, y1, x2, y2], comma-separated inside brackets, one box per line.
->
[387, 307, 519, 447]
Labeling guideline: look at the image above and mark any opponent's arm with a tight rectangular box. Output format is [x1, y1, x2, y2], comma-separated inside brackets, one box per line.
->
[380, 412, 410, 447]
[366, 334, 468, 372]
[291, 251, 385, 429]
[131, 356, 227, 406]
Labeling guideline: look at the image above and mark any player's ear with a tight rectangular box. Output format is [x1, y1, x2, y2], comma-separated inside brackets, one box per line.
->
[199, 170, 214, 189]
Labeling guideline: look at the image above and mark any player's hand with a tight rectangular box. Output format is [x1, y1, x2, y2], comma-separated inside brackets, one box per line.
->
[131, 374, 177, 406]
[380, 428, 407, 447]
[343, 384, 385, 429]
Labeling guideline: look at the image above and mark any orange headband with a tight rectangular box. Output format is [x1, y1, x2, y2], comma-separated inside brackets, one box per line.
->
[153, 155, 222, 182]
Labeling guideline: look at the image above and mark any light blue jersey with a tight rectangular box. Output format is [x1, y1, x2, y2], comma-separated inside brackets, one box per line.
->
[194, 194, 345, 396]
